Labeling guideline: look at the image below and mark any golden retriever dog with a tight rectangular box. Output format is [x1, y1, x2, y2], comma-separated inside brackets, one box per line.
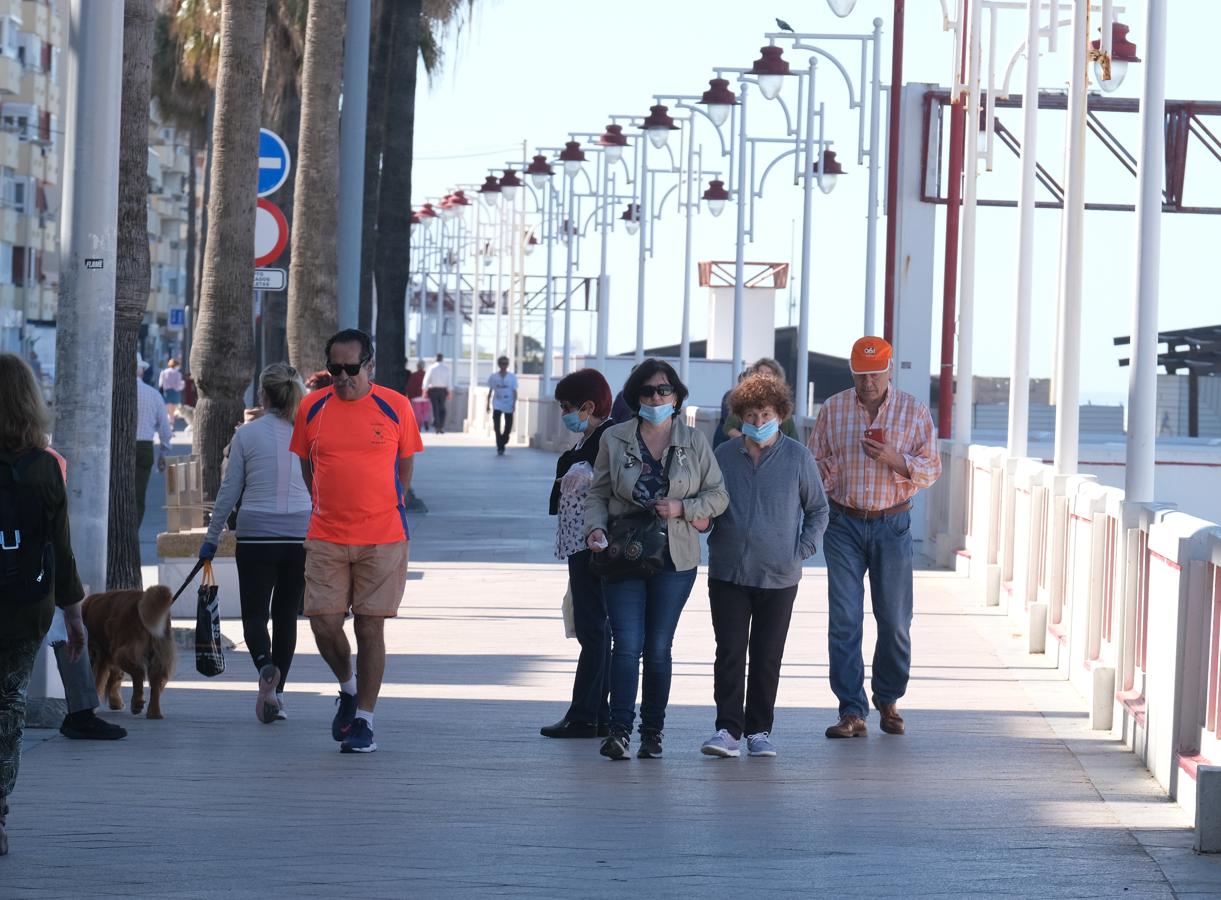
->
[82, 585, 177, 719]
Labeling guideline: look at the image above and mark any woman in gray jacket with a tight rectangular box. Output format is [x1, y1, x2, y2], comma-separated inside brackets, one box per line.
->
[199, 363, 312, 724]
[701, 373, 828, 759]
[585, 359, 729, 760]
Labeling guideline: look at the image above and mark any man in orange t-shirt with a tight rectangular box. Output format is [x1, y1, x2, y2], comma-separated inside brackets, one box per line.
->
[290, 329, 424, 754]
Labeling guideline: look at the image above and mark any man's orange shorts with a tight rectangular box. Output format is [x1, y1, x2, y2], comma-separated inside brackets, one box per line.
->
[303, 540, 409, 617]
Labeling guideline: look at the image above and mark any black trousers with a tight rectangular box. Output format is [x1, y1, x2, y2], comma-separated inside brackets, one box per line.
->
[564, 550, 611, 725]
[427, 388, 448, 432]
[135, 440, 154, 526]
[708, 579, 798, 739]
[234, 541, 305, 692]
[492, 410, 514, 451]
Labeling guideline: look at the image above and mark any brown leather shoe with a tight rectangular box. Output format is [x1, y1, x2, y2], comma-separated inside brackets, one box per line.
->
[824, 714, 867, 739]
[873, 696, 905, 735]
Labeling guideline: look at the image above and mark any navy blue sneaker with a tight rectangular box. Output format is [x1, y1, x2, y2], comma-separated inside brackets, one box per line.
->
[340, 717, 377, 753]
[332, 691, 358, 742]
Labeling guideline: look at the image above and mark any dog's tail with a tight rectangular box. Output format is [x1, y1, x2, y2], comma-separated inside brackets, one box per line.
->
[138, 586, 175, 638]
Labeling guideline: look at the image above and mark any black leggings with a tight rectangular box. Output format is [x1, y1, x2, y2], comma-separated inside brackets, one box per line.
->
[234, 541, 305, 692]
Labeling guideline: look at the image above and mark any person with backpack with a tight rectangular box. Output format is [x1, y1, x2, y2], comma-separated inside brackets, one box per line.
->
[0, 354, 87, 856]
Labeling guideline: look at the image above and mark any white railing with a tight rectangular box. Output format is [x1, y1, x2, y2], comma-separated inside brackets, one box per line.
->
[925, 440, 1221, 828]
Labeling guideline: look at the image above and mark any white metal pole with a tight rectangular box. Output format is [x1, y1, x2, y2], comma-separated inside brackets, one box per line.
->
[596, 155, 611, 369]
[416, 225, 429, 355]
[864, 18, 883, 334]
[796, 59, 818, 421]
[953, 0, 983, 445]
[495, 202, 505, 357]
[542, 182, 556, 393]
[1007, 0, 1041, 458]
[732, 83, 749, 382]
[1124, 0, 1166, 502]
[452, 215, 463, 370]
[634, 138, 649, 364]
[336, 0, 370, 330]
[435, 220, 446, 355]
[563, 172, 575, 376]
[679, 130, 696, 386]
[53, 0, 123, 593]
[1053, 0, 1088, 476]
[469, 208, 481, 423]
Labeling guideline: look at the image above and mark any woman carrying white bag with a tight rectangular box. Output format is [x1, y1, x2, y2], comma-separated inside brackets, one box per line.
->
[540, 369, 616, 740]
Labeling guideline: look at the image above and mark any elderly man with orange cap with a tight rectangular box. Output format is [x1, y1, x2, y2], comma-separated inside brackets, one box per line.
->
[808, 336, 941, 739]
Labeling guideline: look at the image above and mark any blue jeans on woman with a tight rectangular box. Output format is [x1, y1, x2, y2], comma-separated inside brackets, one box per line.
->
[603, 566, 698, 734]
[822, 506, 914, 720]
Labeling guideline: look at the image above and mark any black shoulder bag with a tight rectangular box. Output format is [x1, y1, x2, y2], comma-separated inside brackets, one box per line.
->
[588, 448, 674, 584]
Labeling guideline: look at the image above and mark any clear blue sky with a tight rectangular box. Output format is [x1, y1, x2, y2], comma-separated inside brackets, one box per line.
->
[412, 1, 1219, 406]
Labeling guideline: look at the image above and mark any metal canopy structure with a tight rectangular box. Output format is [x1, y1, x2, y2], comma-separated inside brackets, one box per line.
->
[1115, 323, 1221, 436]
[922, 90, 1221, 214]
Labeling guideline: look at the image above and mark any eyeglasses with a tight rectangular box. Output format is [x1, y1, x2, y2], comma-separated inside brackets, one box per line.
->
[638, 384, 676, 399]
[326, 358, 369, 377]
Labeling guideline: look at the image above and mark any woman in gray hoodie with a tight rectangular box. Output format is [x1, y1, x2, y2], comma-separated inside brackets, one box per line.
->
[701, 373, 828, 758]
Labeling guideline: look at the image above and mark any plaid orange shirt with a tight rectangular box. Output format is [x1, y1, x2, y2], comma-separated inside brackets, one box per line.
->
[807, 386, 941, 511]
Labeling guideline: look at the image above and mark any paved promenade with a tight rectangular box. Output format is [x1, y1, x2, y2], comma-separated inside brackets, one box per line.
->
[7, 432, 1220, 897]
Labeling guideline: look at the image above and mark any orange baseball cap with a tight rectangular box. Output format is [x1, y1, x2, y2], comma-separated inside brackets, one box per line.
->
[850, 336, 892, 374]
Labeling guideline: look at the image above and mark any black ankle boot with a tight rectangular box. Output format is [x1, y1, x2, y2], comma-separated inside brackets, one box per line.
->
[637, 728, 663, 759]
[1, 796, 9, 856]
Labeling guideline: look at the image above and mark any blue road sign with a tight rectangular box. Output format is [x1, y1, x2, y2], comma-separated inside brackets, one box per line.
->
[257, 128, 291, 198]
[169, 307, 185, 328]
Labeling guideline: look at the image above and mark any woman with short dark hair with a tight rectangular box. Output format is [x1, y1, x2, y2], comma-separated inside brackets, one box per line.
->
[701, 373, 828, 759]
[585, 359, 728, 760]
[0, 353, 87, 855]
[540, 368, 617, 739]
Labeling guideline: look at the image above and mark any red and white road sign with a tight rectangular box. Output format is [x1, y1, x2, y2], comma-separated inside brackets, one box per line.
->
[254, 198, 289, 267]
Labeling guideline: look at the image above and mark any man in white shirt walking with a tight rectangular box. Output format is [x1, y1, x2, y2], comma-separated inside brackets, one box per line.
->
[422, 353, 452, 434]
[486, 356, 518, 456]
[136, 355, 173, 525]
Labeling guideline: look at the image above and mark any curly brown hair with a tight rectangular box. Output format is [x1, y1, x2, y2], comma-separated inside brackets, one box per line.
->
[0, 353, 50, 453]
[729, 373, 794, 421]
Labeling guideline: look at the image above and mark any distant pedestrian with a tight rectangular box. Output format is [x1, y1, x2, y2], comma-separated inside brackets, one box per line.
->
[290, 329, 424, 753]
[0, 354, 88, 856]
[158, 358, 185, 423]
[487, 356, 518, 455]
[701, 374, 828, 759]
[808, 337, 941, 739]
[721, 358, 800, 441]
[406, 360, 427, 400]
[200, 363, 312, 724]
[585, 359, 728, 760]
[423, 353, 452, 434]
[540, 368, 616, 740]
[136, 355, 172, 526]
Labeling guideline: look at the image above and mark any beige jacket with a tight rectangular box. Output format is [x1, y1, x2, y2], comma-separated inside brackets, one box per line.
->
[584, 416, 729, 572]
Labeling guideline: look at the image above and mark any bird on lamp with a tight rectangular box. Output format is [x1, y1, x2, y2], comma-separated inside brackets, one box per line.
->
[775, 17, 795, 32]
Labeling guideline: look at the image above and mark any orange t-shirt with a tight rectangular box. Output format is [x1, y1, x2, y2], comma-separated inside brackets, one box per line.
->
[289, 384, 424, 545]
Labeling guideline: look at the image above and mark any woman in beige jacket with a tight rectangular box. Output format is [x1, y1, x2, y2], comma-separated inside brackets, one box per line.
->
[585, 359, 728, 760]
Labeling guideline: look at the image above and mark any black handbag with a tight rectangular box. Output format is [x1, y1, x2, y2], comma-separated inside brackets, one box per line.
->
[588, 509, 668, 583]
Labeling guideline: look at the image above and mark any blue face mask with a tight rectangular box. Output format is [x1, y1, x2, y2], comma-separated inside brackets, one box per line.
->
[742, 419, 780, 443]
[637, 403, 674, 425]
[562, 410, 589, 433]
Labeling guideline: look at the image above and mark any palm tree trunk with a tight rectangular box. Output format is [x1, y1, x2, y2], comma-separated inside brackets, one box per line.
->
[190, 0, 267, 499]
[358, 0, 388, 334]
[373, 0, 421, 393]
[286, 0, 344, 372]
[107, 0, 156, 590]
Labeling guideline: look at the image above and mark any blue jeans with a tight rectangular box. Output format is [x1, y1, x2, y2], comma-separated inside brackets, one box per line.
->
[603, 566, 698, 734]
[564, 551, 611, 725]
[823, 505, 914, 719]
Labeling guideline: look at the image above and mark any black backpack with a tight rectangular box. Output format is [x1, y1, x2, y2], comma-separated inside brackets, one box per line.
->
[0, 451, 54, 604]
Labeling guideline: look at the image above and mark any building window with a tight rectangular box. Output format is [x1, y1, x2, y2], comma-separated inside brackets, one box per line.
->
[12, 245, 28, 286]
[0, 242, 12, 285]
[17, 34, 41, 72]
[1, 103, 38, 141]
[0, 18, 19, 61]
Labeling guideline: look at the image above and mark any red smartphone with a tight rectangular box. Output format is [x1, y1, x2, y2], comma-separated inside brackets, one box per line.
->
[863, 426, 886, 444]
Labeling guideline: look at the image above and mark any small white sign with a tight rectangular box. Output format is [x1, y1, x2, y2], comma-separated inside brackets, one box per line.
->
[253, 267, 287, 292]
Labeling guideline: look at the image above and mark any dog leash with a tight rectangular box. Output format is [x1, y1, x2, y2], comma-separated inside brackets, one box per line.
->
[170, 558, 208, 603]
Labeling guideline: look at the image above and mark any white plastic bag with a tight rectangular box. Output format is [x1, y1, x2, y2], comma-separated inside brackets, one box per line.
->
[560, 461, 594, 495]
[561, 579, 576, 639]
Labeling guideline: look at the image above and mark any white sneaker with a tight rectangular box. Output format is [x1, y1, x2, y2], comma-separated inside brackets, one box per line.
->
[273, 694, 287, 721]
[746, 732, 777, 757]
[256, 664, 280, 724]
[700, 729, 741, 758]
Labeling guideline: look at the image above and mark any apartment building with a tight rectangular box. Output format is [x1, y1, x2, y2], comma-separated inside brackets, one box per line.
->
[0, 0, 193, 394]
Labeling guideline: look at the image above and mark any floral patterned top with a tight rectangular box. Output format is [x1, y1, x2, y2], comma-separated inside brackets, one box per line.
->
[632, 427, 672, 506]
[555, 470, 591, 560]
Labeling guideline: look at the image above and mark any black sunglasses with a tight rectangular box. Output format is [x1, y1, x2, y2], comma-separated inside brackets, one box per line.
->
[326, 358, 369, 377]
[638, 384, 676, 399]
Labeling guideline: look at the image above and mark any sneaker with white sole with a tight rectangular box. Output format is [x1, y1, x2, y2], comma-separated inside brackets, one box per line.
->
[746, 732, 777, 757]
[273, 695, 287, 721]
[256, 664, 280, 724]
[700, 729, 741, 758]
[340, 717, 377, 753]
